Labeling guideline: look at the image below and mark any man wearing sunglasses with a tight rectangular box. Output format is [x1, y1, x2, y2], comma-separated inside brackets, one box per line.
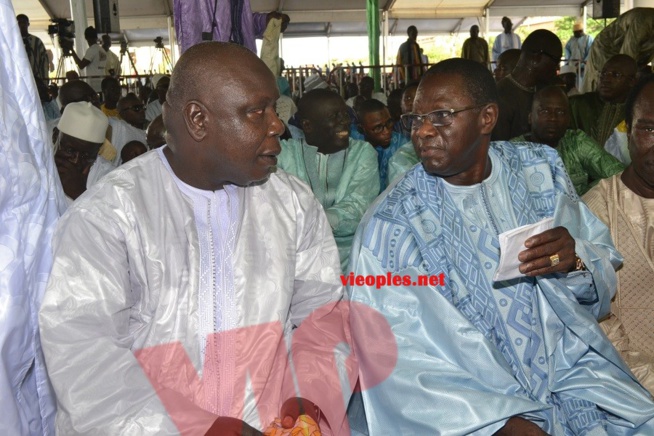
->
[348, 58, 654, 434]
[109, 93, 148, 164]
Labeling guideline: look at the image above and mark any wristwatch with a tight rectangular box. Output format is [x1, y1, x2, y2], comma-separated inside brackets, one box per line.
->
[574, 254, 586, 271]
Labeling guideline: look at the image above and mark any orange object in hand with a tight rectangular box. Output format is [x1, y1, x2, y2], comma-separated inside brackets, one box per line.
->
[263, 415, 321, 436]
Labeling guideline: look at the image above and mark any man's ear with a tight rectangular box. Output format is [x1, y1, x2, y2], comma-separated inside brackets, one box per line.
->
[183, 101, 208, 142]
[356, 123, 364, 135]
[480, 103, 499, 135]
[300, 118, 312, 134]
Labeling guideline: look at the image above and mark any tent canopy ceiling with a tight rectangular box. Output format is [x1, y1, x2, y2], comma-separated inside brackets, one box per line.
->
[17, 0, 591, 45]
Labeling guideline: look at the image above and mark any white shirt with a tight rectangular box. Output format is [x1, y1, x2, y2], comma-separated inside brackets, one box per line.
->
[104, 48, 121, 77]
[108, 118, 146, 165]
[83, 44, 108, 92]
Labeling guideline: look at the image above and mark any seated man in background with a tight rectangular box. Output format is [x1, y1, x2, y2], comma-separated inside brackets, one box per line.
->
[512, 85, 624, 195]
[349, 58, 654, 435]
[54, 101, 112, 201]
[100, 76, 122, 118]
[109, 92, 147, 164]
[145, 75, 169, 124]
[570, 54, 637, 147]
[356, 98, 408, 190]
[40, 42, 354, 436]
[346, 76, 387, 111]
[277, 88, 379, 270]
[583, 75, 654, 395]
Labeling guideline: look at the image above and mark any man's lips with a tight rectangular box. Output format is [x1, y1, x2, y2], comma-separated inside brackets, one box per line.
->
[259, 155, 278, 166]
[335, 130, 349, 139]
[418, 146, 445, 158]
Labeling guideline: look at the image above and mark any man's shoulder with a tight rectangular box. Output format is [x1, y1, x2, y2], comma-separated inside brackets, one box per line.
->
[490, 140, 560, 168]
[354, 166, 427, 268]
[254, 170, 327, 221]
[349, 138, 379, 159]
[27, 33, 45, 45]
[267, 169, 313, 198]
[569, 91, 599, 106]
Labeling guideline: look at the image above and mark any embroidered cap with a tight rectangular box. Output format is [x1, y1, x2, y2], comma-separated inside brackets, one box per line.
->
[58, 101, 109, 144]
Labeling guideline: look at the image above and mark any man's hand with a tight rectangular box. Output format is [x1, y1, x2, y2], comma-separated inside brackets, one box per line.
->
[493, 417, 549, 435]
[266, 11, 290, 32]
[279, 397, 320, 429]
[55, 156, 89, 199]
[518, 226, 576, 276]
[204, 417, 263, 436]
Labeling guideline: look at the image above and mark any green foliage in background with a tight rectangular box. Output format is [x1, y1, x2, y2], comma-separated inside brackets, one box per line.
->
[553, 16, 615, 43]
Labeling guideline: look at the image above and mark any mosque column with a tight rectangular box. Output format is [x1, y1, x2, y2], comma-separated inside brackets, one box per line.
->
[366, 0, 381, 91]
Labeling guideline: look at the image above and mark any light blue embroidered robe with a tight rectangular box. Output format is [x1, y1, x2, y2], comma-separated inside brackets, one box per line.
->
[278, 138, 379, 271]
[348, 142, 654, 435]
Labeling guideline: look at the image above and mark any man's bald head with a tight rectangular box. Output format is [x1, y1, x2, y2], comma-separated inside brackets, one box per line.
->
[532, 85, 568, 107]
[166, 42, 269, 112]
[297, 89, 343, 122]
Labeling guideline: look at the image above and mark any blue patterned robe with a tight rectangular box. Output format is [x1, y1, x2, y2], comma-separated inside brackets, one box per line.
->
[348, 142, 654, 435]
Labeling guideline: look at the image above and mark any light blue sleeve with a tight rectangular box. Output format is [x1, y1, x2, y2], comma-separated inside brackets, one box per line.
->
[492, 35, 502, 62]
[550, 174, 622, 320]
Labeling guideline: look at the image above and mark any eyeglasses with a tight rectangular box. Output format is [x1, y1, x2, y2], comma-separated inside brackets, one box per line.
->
[57, 146, 97, 165]
[369, 119, 395, 134]
[599, 70, 632, 80]
[121, 104, 145, 113]
[401, 104, 486, 130]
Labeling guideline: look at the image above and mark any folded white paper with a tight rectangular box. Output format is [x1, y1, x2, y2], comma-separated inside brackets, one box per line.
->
[494, 217, 555, 281]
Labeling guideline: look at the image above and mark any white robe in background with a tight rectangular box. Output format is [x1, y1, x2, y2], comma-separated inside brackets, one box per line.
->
[108, 117, 147, 164]
[40, 148, 355, 435]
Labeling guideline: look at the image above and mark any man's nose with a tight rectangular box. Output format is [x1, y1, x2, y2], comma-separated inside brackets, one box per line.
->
[268, 109, 285, 136]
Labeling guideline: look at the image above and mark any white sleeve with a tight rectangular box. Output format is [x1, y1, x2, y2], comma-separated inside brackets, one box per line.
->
[39, 207, 213, 435]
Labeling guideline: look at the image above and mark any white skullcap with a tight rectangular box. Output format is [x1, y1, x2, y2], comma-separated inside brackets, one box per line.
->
[559, 64, 576, 76]
[58, 102, 109, 144]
